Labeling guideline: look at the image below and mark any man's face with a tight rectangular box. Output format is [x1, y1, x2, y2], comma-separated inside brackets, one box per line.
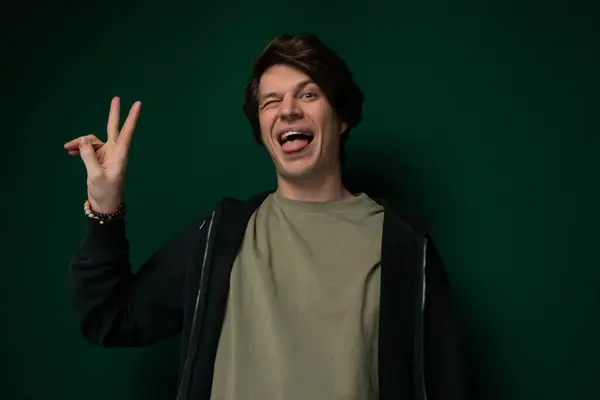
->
[257, 64, 348, 180]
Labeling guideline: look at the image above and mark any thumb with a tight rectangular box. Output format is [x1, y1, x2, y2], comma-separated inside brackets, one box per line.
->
[78, 138, 102, 178]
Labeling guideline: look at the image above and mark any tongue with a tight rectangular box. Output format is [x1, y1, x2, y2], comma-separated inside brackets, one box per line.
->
[282, 138, 310, 153]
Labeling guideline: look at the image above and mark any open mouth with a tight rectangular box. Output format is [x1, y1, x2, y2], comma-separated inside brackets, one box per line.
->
[278, 131, 314, 153]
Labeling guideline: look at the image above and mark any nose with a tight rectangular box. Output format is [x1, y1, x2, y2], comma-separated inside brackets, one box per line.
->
[279, 94, 302, 122]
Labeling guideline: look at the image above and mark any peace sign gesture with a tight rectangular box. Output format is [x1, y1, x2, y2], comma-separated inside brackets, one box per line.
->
[64, 97, 141, 213]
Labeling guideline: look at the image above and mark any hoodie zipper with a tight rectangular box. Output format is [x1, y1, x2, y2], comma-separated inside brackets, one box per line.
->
[419, 237, 429, 400]
[176, 212, 215, 400]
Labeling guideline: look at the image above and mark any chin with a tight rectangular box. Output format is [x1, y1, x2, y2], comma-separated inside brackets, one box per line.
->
[277, 158, 320, 180]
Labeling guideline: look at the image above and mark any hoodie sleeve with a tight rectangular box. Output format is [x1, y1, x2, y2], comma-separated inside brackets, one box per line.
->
[67, 214, 209, 347]
[424, 237, 473, 400]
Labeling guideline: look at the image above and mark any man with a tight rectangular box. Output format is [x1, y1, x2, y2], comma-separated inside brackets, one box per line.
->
[65, 34, 470, 400]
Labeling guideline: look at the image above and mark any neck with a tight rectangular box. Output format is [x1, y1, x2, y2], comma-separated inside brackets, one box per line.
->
[276, 168, 353, 202]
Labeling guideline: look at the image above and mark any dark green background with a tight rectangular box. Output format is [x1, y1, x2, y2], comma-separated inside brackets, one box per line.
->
[3, 1, 598, 399]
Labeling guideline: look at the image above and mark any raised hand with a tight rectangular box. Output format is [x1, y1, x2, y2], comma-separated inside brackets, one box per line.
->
[64, 97, 141, 213]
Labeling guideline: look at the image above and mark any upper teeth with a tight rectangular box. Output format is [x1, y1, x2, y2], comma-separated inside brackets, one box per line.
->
[281, 131, 307, 141]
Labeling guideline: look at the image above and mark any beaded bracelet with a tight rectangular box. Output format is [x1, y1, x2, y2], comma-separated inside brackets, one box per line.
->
[84, 199, 127, 224]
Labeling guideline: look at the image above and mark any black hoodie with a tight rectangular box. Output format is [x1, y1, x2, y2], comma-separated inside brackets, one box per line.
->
[68, 190, 471, 400]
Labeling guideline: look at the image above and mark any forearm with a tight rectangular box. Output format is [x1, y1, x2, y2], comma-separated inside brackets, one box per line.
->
[68, 218, 141, 346]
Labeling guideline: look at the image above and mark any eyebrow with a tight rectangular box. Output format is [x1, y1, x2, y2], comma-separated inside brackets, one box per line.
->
[259, 79, 316, 102]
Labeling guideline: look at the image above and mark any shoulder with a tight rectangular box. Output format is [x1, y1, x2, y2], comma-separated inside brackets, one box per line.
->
[368, 194, 430, 237]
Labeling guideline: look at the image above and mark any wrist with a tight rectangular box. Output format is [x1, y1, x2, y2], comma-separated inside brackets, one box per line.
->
[84, 199, 127, 224]
[88, 197, 122, 214]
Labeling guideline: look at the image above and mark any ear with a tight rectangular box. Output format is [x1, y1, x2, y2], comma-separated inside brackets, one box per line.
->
[340, 121, 349, 135]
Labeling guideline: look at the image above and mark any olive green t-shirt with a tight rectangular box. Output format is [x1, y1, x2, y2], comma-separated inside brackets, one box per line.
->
[210, 191, 384, 400]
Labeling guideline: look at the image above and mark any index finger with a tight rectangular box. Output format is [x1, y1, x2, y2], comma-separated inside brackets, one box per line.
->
[116, 101, 142, 151]
[107, 96, 121, 142]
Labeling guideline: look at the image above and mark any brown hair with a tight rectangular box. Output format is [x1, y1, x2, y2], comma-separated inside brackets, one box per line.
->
[243, 34, 364, 146]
